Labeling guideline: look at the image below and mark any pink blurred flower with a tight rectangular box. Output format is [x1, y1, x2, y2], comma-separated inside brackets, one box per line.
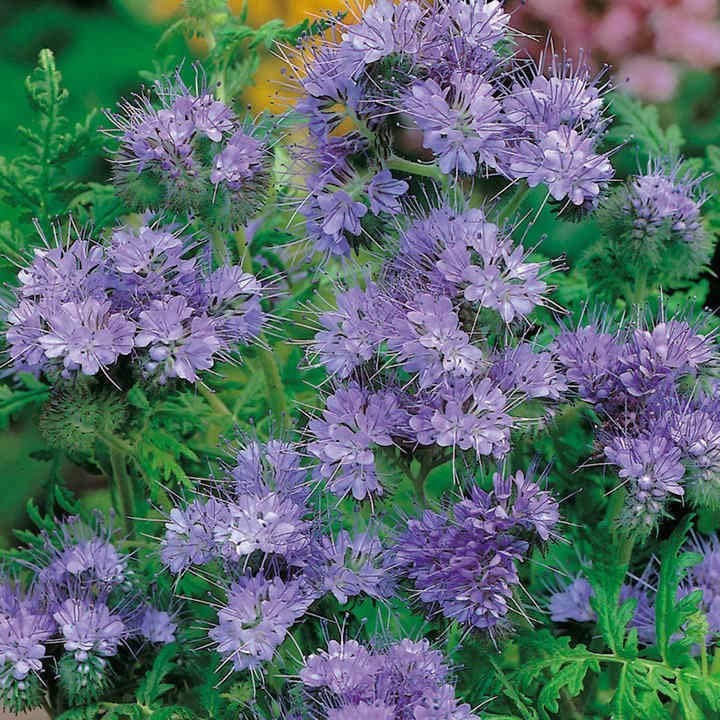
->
[653, 10, 720, 68]
[618, 55, 679, 102]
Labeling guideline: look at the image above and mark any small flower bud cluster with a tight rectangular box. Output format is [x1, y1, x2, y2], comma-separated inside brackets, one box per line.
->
[107, 72, 271, 228]
[0, 515, 175, 712]
[555, 316, 719, 531]
[308, 204, 566, 500]
[5, 222, 265, 384]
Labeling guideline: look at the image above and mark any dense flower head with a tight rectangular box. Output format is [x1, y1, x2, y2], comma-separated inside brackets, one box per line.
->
[395, 468, 559, 631]
[307, 201, 568, 499]
[0, 514, 175, 712]
[557, 311, 719, 528]
[209, 572, 315, 672]
[291, 0, 614, 255]
[107, 71, 271, 226]
[298, 636, 478, 720]
[4, 221, 265, 383]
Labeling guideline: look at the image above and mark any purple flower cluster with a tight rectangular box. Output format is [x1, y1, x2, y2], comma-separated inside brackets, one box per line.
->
[298, 637, 478, 719]
[107, 73, 270, 226]
[5, 223, 265, 383]
[309, 204, 566, 500]
[395, 468, 559, 632]
[0, 515, 174, 712]
[291, 0, 615, 256]
[160, 439, 389, 673]
[555, 315, 718, 530]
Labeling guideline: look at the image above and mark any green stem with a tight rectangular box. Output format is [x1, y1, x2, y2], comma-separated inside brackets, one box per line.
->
[386, 155, 445, 183]
[198, 383, 234, 419]
[108, 444, 136, 538]
[234, 227, 251, 272]
[497, 182, 531, 224]
[256, 342, 289, 430]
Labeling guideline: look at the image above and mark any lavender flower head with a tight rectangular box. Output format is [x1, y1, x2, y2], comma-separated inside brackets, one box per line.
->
[107, 70, 271, 226]
[395, 467, 560, 632]
[4, 221, 266, 384]
[299, 637, 478, 720]
[209, 573, 315, 672]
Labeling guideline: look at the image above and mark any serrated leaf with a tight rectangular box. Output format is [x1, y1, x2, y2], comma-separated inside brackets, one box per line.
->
[136, 643, 179, 708]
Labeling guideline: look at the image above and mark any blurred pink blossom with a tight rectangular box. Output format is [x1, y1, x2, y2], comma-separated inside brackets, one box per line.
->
[512, 0, 720, 101]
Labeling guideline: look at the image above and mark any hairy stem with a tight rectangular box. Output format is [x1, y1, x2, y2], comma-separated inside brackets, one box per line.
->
[108, 443, 136, 538]
[497, 181, 531, 224]
[257, 342, 289, 430]
[386, 155, 445, 183]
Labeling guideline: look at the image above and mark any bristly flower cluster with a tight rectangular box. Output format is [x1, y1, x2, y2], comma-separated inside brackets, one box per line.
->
[395, 467, 559, 634]
[0, 514, 174, 712]
[298, 636, 478, 719]
[308, 203, 564, 500]
[555, 314, 719, 532]
[5, 222, 265, 383]
[289, 0, 614, 256]
[160, 439, 390, 674]
[106, 71, 272, 228]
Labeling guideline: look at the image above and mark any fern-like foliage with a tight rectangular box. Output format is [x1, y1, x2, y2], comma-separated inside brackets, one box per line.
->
[0, 50, 100, 235]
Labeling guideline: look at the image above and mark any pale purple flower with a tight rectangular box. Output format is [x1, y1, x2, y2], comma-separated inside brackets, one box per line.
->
[138, 607, 177, 644]
[308, 385, 410, 500]
[210, 131, 266, 190]
[317, 190, 368, 237]
[548, 576, 596, 623]
[490, 343, 567, 400]
[366, 170, 409, 215]
[209, 573, 315, 671]
[510, 127, 613, 206]
[135, 297, 221, 382]
[39, 299, 135, 376]
[54, 598, 126, 664]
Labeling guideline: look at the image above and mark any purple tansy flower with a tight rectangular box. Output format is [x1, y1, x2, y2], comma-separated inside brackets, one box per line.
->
[54, 598, 126, 670]
[446, 0, 510, 49]
[209, 573, 315, 672]
[396, 469, 558, 631]
[553, 323, 623, 406]
[389, 294, 483, 389]
[504, 53, 605, 136]
[108, 224, 195, 300]
[317, 190, 368, 237]
[0, 592, 54, 689]
[214, 491, 311, 564]
[410, 378, 512, 459]
[308, 384, 410, 500]
[6, 301, 50, 373]
[315, 530, 392, 604]
[340, 0, 425, 71]
[232, 439, 309, 503]
[414, 684, 477, 720]
[210, 130, 266, 190]
[16, 237, 107, 303]
[138, 607, 177, 644]
[313, 283, 395, 379]
[604, 430, 685, 530]
[202, 265, 265, 344]
[161, 498, 228, 573]
[135, 297, 221, 382]
[39, 298, 135, 376]
[300, 638, 383, 700]
[489, 343, 567, 400]
[403, 72, 505, 175]
[366, 170, 409, 215]
[548, 575, 596, 623]
[618, 320, 715, 398]
[510, 127, 613, 207]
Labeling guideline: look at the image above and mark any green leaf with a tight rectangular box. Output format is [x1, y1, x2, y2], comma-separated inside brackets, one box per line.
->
[136, 643, 179, 708]
[609, 93, 684, 160]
